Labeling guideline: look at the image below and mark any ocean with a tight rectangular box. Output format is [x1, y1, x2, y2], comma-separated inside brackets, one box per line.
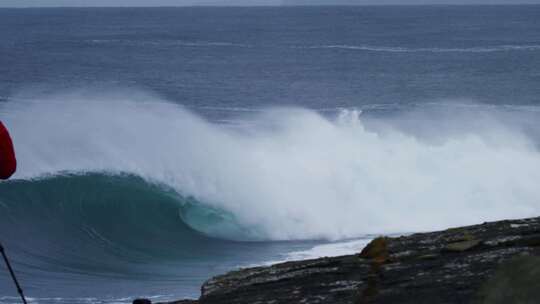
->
[1, 5, 540, 303]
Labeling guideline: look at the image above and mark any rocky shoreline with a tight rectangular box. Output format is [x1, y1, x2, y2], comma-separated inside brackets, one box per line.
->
[159, 217, 540, 304]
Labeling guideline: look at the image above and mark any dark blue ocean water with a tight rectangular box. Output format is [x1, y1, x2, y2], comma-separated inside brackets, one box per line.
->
[1, 5, 540, 304]
[2, 6, 540, 110]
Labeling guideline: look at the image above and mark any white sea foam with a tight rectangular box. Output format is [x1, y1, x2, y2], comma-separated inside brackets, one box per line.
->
[3, 89, 540, 241]
[256, 238, 373, 266]
[284, 239, 371, 260]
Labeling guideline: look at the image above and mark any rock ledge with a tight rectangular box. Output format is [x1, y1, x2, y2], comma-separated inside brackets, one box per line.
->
[164, 217, 540, 304]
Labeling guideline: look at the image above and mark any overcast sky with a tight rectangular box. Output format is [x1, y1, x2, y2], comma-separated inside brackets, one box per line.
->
[1, 0, 539, 7]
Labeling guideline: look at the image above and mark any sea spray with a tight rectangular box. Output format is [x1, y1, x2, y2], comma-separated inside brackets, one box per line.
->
[2, 90, 540, 241]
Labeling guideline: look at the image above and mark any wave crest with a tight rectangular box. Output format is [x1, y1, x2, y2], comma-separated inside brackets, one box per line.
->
[2, 90, 540, 240]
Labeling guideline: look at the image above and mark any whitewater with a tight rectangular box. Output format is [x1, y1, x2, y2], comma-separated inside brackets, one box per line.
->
[3, 90, 540, 242]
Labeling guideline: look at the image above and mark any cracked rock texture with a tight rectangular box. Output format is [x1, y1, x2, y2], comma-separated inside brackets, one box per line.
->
[164, 217, 540, 304]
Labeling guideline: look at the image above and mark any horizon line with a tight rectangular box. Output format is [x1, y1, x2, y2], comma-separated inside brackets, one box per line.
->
[2, 3, 540, 8]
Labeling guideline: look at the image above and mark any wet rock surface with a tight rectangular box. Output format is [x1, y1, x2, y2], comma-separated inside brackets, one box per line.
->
[164, 217, 540, 304]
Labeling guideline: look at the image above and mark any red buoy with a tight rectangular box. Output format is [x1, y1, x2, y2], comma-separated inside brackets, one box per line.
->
[0, 121, 16, 179]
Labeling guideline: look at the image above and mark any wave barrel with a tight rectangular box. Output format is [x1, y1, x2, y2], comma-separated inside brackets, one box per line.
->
[0, 121, 17, 180]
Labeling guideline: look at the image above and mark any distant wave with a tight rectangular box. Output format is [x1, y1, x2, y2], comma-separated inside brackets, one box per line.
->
[189, 105, 264, 112]
[87, 39, 252, 48]
[187, 102, 540, 116]
[304, 44, 540, 53]
[85, 40, 540, 53]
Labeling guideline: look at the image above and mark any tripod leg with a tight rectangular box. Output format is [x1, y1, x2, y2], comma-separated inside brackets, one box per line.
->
[0, 242, 28, 304]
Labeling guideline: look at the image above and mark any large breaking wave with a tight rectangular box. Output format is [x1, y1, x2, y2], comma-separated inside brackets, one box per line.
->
[2, 89, 540, 242]
[0, 174, 222, 267]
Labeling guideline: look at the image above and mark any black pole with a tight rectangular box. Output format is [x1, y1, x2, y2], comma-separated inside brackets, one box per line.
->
[0, 241, 28, 304]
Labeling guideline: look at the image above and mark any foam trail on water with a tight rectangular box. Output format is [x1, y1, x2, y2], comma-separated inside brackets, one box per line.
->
[2, 90, 540, 240]
[306, 44, 540, 53]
